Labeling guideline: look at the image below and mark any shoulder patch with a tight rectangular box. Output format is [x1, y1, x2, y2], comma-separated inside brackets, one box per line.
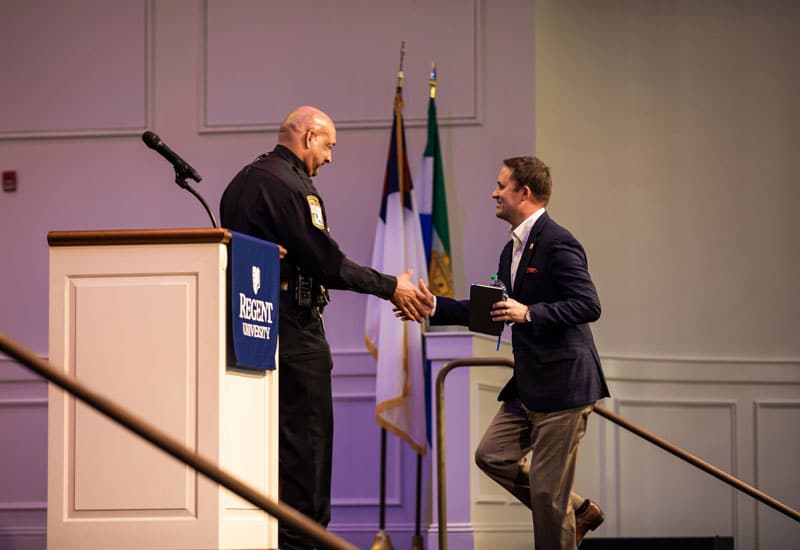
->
[306, 195, 325, 230]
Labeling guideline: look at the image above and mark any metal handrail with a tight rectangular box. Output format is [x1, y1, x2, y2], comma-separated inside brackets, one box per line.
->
[435, 357, 800, 550]
[0, 330, 357, 550]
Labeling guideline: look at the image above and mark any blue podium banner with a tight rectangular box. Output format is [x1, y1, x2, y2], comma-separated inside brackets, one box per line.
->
[230, 231, 279, 370]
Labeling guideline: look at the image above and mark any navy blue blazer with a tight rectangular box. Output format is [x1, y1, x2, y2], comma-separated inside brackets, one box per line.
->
[432, 212, 610, 412]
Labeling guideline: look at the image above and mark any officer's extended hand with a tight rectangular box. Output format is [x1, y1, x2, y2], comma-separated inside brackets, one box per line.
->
[394, 278, 435, 321]
[392, 270, 433, 322]
[278, 245, 287, 259]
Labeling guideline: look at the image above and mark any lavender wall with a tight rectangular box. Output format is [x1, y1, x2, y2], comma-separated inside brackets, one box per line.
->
[0, 1, 534, 548]
[2, 1, 799, 549]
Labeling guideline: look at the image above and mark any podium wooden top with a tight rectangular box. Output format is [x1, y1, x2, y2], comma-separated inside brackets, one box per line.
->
[47, 228, 232, 247]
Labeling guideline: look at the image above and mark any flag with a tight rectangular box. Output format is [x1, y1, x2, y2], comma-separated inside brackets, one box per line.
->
[415, 93, 454, 298]
[415, 76, 455, 446]
[365, 90, 428, 456]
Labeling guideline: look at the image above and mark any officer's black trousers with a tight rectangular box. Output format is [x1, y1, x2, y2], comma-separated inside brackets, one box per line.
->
[278, 303, 334, 550]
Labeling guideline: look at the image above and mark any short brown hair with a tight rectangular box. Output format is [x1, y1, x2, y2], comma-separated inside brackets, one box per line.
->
[503, 156, 551, 205]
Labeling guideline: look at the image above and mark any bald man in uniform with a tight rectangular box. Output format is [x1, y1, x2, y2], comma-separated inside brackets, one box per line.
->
[220, 106, 429, 549]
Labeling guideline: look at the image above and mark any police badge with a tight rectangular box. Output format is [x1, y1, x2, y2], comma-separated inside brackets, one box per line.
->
[306, 195, 325, 230]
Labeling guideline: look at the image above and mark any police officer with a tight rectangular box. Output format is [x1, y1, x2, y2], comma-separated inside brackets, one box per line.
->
[220, 106, 429, 549]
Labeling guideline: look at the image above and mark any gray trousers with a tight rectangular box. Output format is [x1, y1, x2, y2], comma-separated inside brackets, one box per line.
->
[475, 399, 594, 550]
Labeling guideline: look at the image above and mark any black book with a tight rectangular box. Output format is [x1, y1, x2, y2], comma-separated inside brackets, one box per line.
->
[468, 284, 505, 336]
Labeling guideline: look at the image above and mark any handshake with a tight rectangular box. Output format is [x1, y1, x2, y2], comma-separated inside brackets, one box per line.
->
[277, 243, 432, 322]
[391, 269, 435, 322]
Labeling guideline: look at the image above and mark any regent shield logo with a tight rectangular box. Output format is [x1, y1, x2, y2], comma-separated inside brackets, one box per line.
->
[252, 265, 261, 295]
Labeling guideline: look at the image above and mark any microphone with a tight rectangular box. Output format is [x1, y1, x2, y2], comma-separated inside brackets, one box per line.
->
[141, 131, 202, 183]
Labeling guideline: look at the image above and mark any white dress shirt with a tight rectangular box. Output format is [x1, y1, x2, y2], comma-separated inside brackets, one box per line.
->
[509, 207, 545, 289]
[428, 207, 545, 320]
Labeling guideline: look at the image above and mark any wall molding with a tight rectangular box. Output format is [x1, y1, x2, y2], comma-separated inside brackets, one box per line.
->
[0, 526, 46, 536]
[328, 349, 800, 386]
[0, 356, 48, 383]
[473, 382, 508, 504]
[333, 348, 800, 364]
[422, 520, 532, 534]
[613, 398, 739, 538]
[752, 399, 800, 547]
[331, 521, 425, 533]
[331, 393, 402, 507]
[603, 353, 800, 365]
[603, 356, 800, 384]
[0, 398, 47, 407]
[0, 0, 153, 140]
[199, 0, 483, 133]
[0, 501, 46, 511]
[471, 521, 534, 533]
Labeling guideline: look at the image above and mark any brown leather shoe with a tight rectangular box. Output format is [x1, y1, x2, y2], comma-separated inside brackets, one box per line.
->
[575, 499, 604, 546]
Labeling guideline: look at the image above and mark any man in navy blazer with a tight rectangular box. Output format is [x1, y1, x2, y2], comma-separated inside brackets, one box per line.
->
[424, 157, 609, 549]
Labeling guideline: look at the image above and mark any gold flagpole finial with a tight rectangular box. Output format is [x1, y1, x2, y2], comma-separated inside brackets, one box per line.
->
[429, 61, 437, 99]
[396, 41, 406, 94]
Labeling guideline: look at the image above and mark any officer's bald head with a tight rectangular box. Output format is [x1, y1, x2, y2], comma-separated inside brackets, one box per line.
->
[278, 106, 336, 177]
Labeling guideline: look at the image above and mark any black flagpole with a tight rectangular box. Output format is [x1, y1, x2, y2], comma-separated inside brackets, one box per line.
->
[370, 41, 407, 550]
[411, 321, 430, 550]
[412, 452, 424, 549]
[380, 427, 388, 531]
[411, 61, 438, 550]
[370, 427, 394, 549]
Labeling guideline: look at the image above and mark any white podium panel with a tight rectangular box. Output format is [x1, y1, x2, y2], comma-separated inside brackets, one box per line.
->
[48, 229, 278, 550]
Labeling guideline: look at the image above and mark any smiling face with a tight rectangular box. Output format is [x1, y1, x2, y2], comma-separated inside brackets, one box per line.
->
[303, 119, 336, 177]
[492, 164, 528, 227]
[278, 106, 337, 177]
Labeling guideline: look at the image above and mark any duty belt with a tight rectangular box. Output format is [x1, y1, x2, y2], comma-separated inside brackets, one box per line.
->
[279, 278, 329, 308]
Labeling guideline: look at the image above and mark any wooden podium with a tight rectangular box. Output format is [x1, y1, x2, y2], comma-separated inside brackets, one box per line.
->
[47, 229, 278, 550]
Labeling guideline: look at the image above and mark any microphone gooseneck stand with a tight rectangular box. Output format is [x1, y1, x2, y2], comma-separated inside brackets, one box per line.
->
[174, 167, 218, 229]
[141, 131, 217, 228]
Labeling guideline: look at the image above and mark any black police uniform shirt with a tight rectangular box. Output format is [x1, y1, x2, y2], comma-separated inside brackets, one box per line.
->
[220, 144, 396, 329]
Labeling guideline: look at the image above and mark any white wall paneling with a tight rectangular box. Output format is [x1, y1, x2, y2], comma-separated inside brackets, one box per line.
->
[330, 352, 428, 550]
[753, 401, 800, 550]
[473, 382, 511, 505]
[202, 0, 482, 132]
[4, 348, 798, 549]
[0, 359, 47, 549]
[616, 399, 737, 537]
[0, 0, 152, 139]
[471, 376, 534, 550]
[596, 356, 800, 549]
[330, 392, 403, 507]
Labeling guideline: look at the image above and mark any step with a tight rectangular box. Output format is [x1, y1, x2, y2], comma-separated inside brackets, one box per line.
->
[582, 537, 734, 550]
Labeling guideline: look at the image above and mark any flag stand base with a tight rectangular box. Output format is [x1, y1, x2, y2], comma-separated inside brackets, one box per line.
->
[370, 529, 396, 550]
[411, 534, 425, 549]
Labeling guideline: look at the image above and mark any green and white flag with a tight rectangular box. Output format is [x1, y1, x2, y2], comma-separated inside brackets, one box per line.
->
[416, 85, 454, 297]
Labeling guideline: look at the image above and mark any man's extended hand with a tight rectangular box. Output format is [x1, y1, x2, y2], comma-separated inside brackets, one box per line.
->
[394, 278, 434, 321]
[417, 278, 434, 310]
[391, 270, 434, 322]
